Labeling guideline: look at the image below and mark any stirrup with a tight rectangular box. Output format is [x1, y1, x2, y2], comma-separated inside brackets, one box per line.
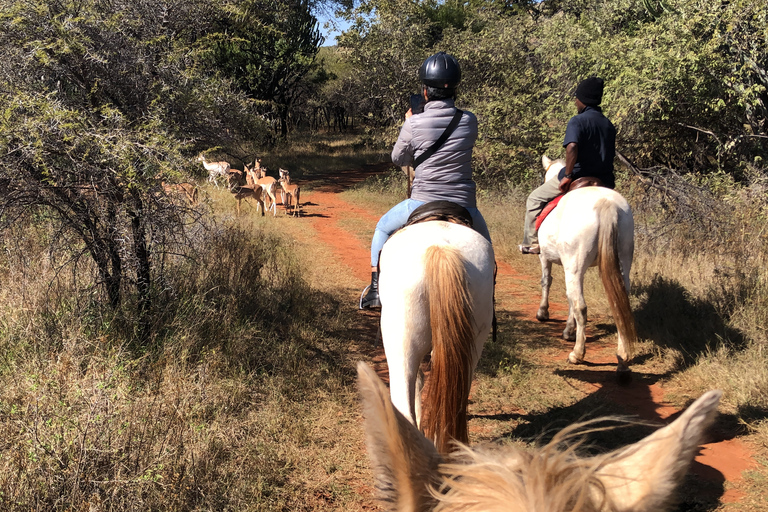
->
[519, 244, 540, 255]
[359, 285, 381, 310]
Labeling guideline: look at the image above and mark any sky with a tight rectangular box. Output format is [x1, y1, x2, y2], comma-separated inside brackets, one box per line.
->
[315, 11, 353, 46]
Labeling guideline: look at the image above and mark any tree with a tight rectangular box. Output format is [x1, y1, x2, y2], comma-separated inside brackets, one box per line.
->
[330, 0, 766, 182]
[0, 0, 268, 337]
[204, 0, 324, 136]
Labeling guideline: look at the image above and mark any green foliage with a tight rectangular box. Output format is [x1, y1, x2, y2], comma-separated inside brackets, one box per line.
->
[0, 0, 275, 324]
[202, 0, 324, 136]
[328, 0, 766, 182]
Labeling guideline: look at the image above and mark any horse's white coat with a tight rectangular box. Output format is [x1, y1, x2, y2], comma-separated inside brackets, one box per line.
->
[537, 156, 635, 371]
[378, 221, 495, 426]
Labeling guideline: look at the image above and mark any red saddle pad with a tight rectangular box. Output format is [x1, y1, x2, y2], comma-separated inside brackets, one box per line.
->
[535, 194, 564, 231]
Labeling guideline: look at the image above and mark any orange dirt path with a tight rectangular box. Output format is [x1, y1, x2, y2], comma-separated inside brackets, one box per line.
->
[298, 173, 756, 507]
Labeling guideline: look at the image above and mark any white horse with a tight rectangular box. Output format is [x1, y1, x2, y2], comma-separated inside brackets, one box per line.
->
[378, 220, 495, 454]
[358, 361, 721, 512]
[537, 155, 636, 376]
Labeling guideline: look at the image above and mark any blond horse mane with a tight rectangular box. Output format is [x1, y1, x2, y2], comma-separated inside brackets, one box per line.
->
[421, 245, 475, 453]
[596, 198, 637, 363]
[358, 361, 722, 512]
[435, 429, 613, 512]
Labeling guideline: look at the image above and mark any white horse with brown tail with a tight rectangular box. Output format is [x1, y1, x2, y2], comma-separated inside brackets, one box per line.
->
[537, 155, 636, 378]
[357, 361, 721, 512]
[378, 219, 495, 454]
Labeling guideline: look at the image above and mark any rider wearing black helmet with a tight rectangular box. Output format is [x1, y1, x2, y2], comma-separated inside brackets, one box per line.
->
[360, 51, 491, 309]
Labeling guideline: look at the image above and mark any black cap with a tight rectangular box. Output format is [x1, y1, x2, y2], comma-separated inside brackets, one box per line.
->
[575, 77, 604, 106]
[418, 52, 461, 89]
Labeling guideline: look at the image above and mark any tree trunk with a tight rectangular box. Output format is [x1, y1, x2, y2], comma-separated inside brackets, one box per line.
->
[129, 192, 152, 341]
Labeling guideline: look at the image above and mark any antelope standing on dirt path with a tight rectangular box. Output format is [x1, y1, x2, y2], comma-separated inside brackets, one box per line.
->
[278, 168, 300, 217]
[197, 153, 230, 189]
[245, 159, 278, 216]
[161, 181, 199, 205]
[227, 172, 265, 216]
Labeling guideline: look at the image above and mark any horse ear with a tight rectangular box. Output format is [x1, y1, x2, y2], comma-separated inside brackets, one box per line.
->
[357, 362, 442, 512]
[597, 390, 722, 511]
[542, 154, 552, 169]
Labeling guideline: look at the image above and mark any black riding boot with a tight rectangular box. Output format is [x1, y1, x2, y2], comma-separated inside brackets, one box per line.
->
[359, 271, 381, 309]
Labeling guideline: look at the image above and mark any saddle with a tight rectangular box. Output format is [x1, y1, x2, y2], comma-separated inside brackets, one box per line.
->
[405, 200, 473, 229]
[534, 176, 606, 231]
[568, 176, 605, 192]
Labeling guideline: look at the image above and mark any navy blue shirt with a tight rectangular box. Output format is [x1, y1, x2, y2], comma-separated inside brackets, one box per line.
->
[559, 106, 616, 189]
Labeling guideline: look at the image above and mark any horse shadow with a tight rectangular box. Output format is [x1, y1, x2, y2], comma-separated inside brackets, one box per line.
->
[472, 371, 749, 511]
[478, 304, 619, 378]
[632, 275, 747, 367]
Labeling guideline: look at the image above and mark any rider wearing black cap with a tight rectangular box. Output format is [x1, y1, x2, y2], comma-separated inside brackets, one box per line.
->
[519, 76, 617, 255]
[360, 52, 491, 309]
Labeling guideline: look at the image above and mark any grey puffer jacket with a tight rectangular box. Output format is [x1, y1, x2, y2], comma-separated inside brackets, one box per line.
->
[391, 99, 478, 208]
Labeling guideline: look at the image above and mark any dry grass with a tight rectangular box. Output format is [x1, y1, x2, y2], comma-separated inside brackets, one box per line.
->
[2, 132, 767, 510]
[0, 181, 372, 511]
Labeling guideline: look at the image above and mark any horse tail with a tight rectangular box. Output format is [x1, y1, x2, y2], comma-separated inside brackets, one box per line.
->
[421, 244, 475, 453]
[596, 199, 636, 361]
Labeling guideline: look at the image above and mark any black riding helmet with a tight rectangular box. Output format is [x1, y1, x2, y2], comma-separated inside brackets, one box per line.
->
[418, 52, 461, 89]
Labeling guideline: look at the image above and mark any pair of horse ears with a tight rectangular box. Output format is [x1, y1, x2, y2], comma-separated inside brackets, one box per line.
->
[358, 362, 721, 512]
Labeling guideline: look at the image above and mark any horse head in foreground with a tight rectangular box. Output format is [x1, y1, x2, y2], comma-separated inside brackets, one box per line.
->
[358, 362, 721, 512]
[378, 218, 495, 453]
[538, 155, 635, 378]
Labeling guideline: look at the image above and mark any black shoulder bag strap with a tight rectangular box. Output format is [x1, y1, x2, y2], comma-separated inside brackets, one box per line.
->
[413, 109, 464, 169]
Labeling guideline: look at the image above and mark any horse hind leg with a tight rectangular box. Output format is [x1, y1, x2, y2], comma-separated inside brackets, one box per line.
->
[564, 271, 588, 364]
[536, 258, 553, 322]
[563, 303, 577, 342]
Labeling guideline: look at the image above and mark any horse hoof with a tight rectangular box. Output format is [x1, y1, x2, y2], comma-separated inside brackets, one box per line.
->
[562, 332, 576, 342]
[536, 312, 549, 322]
[567, 353, 583, 364]
[617, 368, 632, 386]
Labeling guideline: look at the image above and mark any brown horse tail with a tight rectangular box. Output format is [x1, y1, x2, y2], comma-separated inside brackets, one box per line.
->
[596, 199, 636, 362]
[421, 245, 475, 454]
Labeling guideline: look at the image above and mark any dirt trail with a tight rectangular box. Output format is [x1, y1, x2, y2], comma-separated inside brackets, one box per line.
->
[297, 167, 757, 508]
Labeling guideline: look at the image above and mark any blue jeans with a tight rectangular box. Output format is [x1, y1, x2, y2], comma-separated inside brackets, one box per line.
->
[370, 199, 492, 266]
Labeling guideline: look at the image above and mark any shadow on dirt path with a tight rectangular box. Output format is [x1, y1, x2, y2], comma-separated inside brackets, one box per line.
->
[297, 167, 757, 509]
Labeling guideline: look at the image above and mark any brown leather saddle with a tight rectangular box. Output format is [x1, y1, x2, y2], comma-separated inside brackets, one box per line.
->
[566, 176, 605, 192]
[405, 200, 473, 229]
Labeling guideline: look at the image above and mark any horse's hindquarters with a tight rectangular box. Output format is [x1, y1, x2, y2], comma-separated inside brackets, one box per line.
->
[378, 221, 495, 444]
[537, 187, 635, 376]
